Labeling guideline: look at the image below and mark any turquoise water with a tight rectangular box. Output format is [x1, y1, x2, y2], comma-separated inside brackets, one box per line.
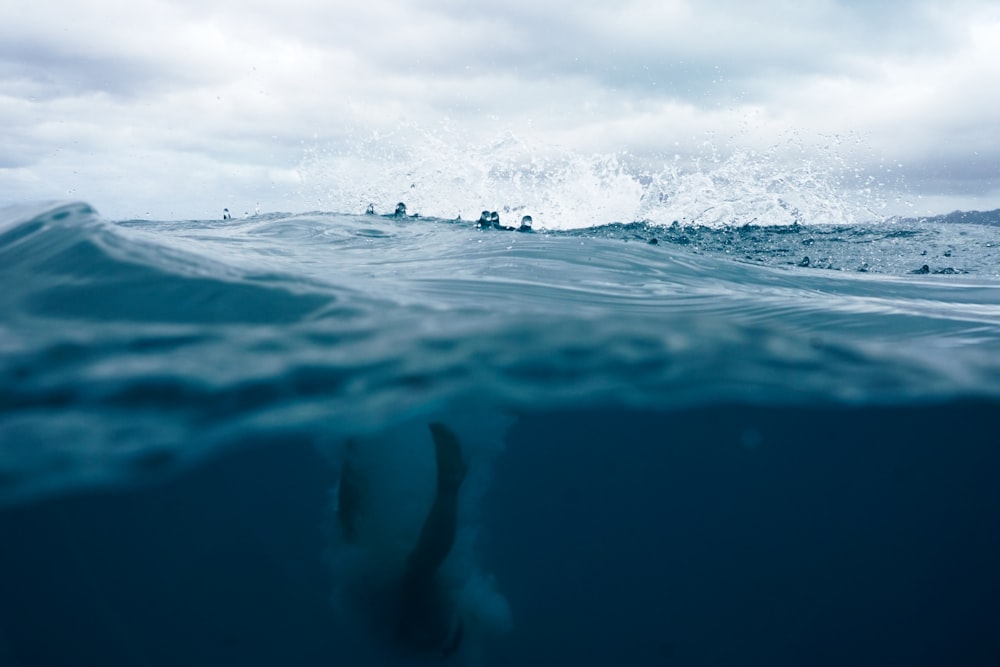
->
[1, 200, 999, 665]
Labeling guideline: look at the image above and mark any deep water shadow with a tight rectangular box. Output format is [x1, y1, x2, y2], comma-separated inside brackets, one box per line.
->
[483, 402, 1000, 667]
[2, 402, 999, 667]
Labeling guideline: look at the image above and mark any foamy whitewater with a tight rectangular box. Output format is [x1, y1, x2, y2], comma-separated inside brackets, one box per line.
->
[2, 145, 1000, 666]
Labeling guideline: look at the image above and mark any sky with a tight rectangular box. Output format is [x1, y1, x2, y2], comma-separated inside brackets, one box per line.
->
[1, 0, 999, 223]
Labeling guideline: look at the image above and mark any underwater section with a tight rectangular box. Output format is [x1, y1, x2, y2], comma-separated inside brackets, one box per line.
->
[2, 402, 999, 666]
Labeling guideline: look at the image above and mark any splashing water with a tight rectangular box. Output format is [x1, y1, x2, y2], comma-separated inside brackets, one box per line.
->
[297, 124, 888, 229]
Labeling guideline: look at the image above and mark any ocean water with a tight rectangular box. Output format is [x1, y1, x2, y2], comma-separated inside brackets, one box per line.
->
[1, 198, 999, 666]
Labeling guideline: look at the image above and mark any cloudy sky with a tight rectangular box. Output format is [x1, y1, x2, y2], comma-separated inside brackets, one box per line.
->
[1, 0, 998, 222]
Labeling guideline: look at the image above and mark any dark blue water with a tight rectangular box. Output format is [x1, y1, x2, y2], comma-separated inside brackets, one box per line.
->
[2, 201, 999, 666]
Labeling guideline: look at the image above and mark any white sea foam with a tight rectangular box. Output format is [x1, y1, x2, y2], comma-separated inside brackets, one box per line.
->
[297, 123, 888, 229]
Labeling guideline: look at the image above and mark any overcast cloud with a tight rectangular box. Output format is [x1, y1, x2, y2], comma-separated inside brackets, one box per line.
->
[1, 0, 998, 221]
